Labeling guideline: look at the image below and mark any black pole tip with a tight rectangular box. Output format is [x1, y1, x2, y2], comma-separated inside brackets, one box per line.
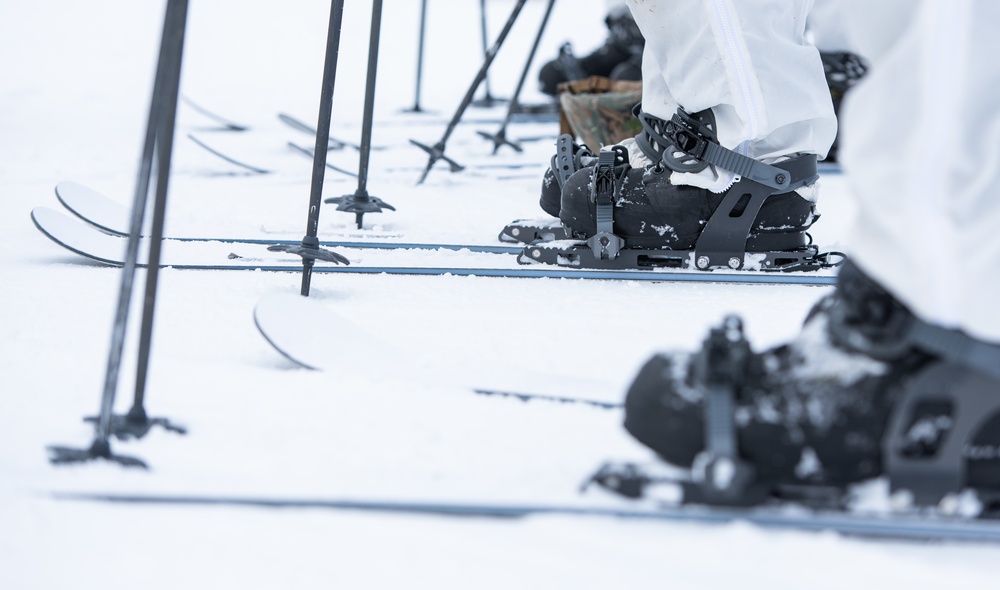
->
[476, 129, 523, 154]
[83, 412, 188, 440]
[47, 442, 148, 469]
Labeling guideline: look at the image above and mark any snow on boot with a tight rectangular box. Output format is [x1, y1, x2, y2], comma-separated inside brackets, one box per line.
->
[622, 260, 1000, 507]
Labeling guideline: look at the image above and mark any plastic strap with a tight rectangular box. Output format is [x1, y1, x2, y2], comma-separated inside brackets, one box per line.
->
[586, 147, 627, 260]
[907, 321, 1000, 381]
[664, 109, 803, 191]
[693, 154, 818, 270]
[700, 316, 746, 458]
[692, 316, 756, 496]
[835, 303, 1000, 382]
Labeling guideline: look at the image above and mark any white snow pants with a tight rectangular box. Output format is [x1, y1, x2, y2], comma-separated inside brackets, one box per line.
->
[624, 0, 838, 192]
[830, 0, 1000, 343]
[628, 0, 1000, 342]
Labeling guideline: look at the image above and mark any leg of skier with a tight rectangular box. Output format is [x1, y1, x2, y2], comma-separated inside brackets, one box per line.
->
[806, 0, 871, 162]
[624, 0, 1000, 505]
[543, 0, 838, 262]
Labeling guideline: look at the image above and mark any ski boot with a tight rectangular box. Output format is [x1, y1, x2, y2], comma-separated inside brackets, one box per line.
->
[518, 107, 839, 273]
[601, 260, 1000, 512]
[498, 134, 597, 244]
[821, 51, 868, 163]
[537, 8, 644, 97]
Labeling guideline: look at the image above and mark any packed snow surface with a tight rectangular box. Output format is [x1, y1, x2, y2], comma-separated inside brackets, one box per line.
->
[3, 1, 999, 588]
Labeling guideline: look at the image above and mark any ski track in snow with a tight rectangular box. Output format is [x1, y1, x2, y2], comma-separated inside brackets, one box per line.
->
[2, 1, 998, 588]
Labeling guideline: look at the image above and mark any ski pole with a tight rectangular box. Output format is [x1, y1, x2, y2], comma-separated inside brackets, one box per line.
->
[404, 0, 429, 113]
[49, 0, 189, 468]
[410, 0, 529, 184]
[478, 0, 557, 153]
[325, 0, 395, 229]
[472, 0, 502, 107]
[268, 0, 351, 296]
[126, 0, 191, 441]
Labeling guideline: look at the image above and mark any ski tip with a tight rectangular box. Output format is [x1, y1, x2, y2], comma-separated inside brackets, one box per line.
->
[254, 294, 320, 371]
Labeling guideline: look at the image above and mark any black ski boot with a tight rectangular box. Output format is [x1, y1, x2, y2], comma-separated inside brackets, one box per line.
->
[537, 9, 644, 96]
[518, 107, 836, 273]
[560, 108, 818, 252]
[621, 260, 1000, 509]
[820, 51, 868, 162]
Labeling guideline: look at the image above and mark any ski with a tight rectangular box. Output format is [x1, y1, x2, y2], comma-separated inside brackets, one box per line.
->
[286, 142, 359, 177]
[52, 492, 1000, 543]
[51, 183, 519, 254]
[181, 96, 249, 131]
[187, 133, 271, 175]
[34, 205, 839, 284]
[285, 139, 543, 175]
[278, 112, 366, 151]
[253, 292, 623, 406]
[32, 206, 838, 284]
[472, 389, 621, 409]
[818, 161, 842, 175]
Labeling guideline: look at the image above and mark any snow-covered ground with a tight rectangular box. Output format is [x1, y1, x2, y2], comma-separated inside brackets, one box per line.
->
[2, 1, 999, 588]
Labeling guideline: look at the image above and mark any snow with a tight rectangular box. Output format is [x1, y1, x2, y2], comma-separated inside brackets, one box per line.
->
[2, 0, 999, 588]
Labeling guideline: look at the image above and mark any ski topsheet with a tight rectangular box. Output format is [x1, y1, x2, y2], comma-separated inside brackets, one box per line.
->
[33, 201, 838, 285]
[252, 292, 621, 406]
[52, 492, 1000, 543]
[53, 182, 517, 253]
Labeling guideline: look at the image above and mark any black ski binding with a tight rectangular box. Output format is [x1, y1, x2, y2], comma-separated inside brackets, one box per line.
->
[589, 309, 1000, 515]
[517, 109, 844, 273]
[498, 219, 576, 244]
[498, 134, 596, 244]
[582, 462, 663, 499]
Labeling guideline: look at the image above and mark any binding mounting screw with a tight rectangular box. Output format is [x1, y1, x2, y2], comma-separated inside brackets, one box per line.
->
[696, 256, 710, 269]
[775, 174, 786, 185]
[728, 257, 741, 269]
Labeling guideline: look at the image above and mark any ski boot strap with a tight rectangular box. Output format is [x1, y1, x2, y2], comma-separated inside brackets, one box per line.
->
[688, 315, 760, 502]
[634, 104, 715, 174]
[550, 134, 595, 189]
[636, 106, 818, 192]
[830, 262, 1000, 381]
[588, 146, 630, 260]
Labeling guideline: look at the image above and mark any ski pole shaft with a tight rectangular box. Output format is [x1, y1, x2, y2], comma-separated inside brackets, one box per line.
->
[478, 0, 495, 100]
[356, 0, 383, 194]
[131, 0, 189, 417]
[501, 0, 556, 127]
[94, 0, 187, 444]
[301, 0, 346, 296]
[438, 0, 528, 146]
[410, 0, 428, 112]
